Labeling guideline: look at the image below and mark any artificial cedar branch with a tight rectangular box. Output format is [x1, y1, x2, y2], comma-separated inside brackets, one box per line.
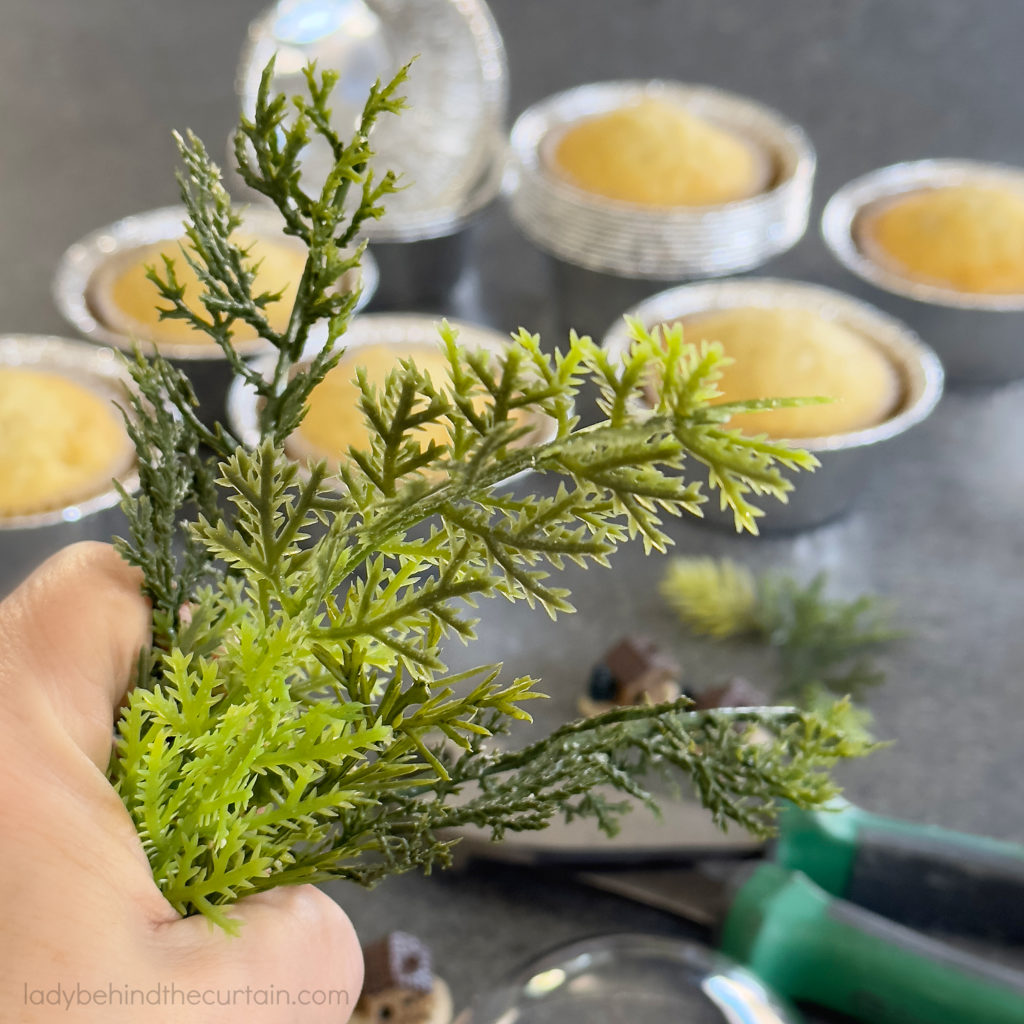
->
[111, 61, 875, 930]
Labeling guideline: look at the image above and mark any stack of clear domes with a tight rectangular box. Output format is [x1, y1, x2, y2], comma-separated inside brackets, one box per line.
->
[236, 0, 507, 245]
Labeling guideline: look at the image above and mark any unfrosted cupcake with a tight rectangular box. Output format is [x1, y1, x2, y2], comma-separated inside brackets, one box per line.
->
[680, 306, 900, 438]
[823, 161, 1024, 385]
[508, 82, 815, 338]
[857, 183, 1024, 295]
[284, 333, 549, 472]
[287, 343, 459, 468]
[549, 97, 772, 207]
[88, 231, 307, 348]
[0, 365, 134, 518]
[602, 279, 943, 530]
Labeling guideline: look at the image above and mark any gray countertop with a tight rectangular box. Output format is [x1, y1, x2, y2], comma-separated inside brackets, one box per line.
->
[3, 1, 1023, 1020]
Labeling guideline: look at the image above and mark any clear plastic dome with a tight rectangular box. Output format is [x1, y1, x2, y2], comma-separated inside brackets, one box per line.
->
[236, 0, 507, 240]
[454, 933, 800, 1024]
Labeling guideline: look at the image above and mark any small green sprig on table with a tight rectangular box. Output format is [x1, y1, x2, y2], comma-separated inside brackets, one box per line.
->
[661, 556, 902, 701]
[110, 61, 876, 930]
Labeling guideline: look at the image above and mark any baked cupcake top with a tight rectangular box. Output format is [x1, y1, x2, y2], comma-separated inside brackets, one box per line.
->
[89, 232, 307, 347]
[858, 184, 1024, 295]
[288, 344, 458, 468]
[680, 306, 900, 439]
[0, 367, 134, 517]
[550, 97, 770, 207]
[287, 343, 545, 471]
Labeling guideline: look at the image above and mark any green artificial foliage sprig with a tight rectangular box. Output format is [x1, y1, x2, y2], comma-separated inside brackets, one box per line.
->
[660, 557, 903, 699]
[111, 61, 877, 930]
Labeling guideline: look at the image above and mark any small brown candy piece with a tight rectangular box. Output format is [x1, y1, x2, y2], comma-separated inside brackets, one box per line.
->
[603, 636, 681, 705]
[695, 676, 770, 710]
[616, 668, 681, 706]
[604, 636, 676, 684]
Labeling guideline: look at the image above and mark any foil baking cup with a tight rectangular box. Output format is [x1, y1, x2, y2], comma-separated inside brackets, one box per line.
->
[53, 204, 378, 362]
[508, 80, 815, 280]
[822, 159, 1024, 385]
[0, 335, 140, 595]
[601, 278, 944, 530]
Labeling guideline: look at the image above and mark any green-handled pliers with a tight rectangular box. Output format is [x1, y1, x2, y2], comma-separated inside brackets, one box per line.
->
[572, 800, 1024, 1024]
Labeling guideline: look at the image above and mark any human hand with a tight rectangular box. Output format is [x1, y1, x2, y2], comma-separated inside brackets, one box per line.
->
[0, 543, 363, 1022]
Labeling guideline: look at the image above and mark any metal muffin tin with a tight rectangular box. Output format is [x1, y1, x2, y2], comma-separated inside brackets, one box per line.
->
[822, 159, 1024, 386]
[0, 335, 139, 596]
[508, 80, 816, 281]
[601, 279, 944, 531]
[228, 312, 556, 485]
[53, 203, 378, 422]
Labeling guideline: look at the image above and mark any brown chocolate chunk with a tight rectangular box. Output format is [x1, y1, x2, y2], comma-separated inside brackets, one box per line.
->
[604, 636, 677, 684]
[602, 636, 681, 705]
[695, 677, 770, 710]
[362, 932, 434, 997]
[616, 667, 681, 705]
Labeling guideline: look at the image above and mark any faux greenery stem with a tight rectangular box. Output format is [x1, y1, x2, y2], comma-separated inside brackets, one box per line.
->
[110, 61, 876, 931]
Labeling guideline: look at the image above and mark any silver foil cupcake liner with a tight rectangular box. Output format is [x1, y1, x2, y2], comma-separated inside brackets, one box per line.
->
[822, 159, 1024, 385]
[52, 204, 378, 424]
[53, 204, 378, 361]
[600, 279, 944, 531]
[508, 80, 816, 280]
[0, 335, 140, 596]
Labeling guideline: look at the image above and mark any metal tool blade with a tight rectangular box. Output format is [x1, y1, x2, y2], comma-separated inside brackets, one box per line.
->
[573, 862, 745, 929]
[446, 791, 764, 870]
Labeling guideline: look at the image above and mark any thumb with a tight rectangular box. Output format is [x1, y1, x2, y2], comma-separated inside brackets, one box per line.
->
[165, 886, 364, 1023]
[0, 541, 150, 769]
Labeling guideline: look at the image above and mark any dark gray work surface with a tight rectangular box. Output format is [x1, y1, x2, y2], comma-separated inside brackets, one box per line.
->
[3, 1, 1024, 1019]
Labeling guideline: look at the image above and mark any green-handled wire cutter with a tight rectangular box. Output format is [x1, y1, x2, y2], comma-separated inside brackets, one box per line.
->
[453, 800, 1024, 1023]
